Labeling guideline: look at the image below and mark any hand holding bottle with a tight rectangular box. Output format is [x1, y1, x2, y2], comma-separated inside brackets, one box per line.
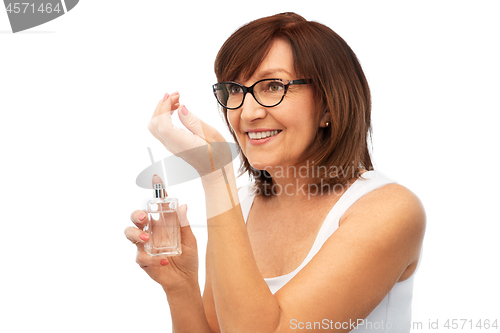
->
[124, 201, 199, 292]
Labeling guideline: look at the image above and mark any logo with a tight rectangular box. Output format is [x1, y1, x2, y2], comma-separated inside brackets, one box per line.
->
[3, 0, 79, 33]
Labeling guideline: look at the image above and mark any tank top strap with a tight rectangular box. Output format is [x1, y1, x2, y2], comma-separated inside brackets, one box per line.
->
[314, 170, 397, 244]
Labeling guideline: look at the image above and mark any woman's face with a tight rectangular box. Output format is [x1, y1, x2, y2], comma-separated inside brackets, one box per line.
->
[227, 38, 319, 172]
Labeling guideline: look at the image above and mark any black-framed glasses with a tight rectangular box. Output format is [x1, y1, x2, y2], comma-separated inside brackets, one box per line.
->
[212, 78, 312, 110]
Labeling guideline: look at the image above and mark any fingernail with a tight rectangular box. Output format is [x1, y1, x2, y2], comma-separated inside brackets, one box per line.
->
[160, 259, 169, 266]
[152, 174, 163, 185]
[171, 91, 179, 96]
[181, 105, 188, 116]
[140, 233, 149, 241]
[180, 218, 189, 227]
[139, 213, 146, 221]
[163, 93, 169, 102]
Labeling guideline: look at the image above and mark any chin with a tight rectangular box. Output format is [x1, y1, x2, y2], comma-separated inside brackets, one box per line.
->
[247, 158, 273, 171]
[247, 157, 283, 173]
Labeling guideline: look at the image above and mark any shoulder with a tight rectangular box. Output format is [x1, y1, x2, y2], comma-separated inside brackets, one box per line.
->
[343, 182, 425, 224]
[340, 183, 426, 260]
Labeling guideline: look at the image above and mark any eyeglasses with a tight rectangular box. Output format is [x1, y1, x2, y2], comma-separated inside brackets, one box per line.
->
[212, 78, 312, 110]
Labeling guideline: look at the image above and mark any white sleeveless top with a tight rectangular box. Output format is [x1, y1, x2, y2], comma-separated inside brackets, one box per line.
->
[239, 170, 420, 333]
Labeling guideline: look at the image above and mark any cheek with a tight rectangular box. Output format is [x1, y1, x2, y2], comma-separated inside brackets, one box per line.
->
[227, 113, 243, 141]
[227, 112, 237, 132]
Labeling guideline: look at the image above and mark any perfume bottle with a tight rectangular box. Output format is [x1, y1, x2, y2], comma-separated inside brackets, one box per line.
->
[144, 183, 182, 257]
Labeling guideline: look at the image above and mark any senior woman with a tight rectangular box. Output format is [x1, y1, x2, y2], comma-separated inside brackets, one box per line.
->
[125, 12, 425, 333]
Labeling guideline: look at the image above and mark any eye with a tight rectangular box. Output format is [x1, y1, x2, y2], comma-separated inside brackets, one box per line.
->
[228, 84, 243, 94]
[265, 81, 284, 93]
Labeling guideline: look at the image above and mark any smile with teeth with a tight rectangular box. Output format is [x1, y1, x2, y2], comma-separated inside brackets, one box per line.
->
[247, 130, 282, 140]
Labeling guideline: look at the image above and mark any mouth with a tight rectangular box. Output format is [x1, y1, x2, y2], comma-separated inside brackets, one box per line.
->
[246, 130, 282, 140]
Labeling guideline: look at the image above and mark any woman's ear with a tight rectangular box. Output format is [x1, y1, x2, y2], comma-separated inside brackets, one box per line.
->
[319, 111, 330, 128]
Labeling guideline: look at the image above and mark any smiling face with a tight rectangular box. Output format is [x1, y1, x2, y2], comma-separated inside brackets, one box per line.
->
[216, 13, 373, 196]
[227, 38, 320, 172]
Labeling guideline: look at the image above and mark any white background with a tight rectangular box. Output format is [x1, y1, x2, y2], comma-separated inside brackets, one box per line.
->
[1, 1, 499, 332]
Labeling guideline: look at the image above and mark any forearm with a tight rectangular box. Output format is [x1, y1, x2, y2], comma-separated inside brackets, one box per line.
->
[165, 281, 213, 333]
[202, 166, 281, 332]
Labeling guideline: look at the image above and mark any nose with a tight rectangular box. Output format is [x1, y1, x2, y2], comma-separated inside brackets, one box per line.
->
[240, 91, 267, 123]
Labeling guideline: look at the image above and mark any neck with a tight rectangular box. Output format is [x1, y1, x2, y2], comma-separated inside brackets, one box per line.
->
[257, 161, 364, 206]
[260, 163, 330, 206]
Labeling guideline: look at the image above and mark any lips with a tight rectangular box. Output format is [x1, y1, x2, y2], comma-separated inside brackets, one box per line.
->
[246, 130, 282, 140]
[244, 129, 282, 146]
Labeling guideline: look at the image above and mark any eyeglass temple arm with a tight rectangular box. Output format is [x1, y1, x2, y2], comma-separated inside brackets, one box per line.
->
[289, 79, 313, 85]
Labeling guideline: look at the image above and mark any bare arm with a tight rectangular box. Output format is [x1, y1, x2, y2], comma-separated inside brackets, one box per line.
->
[165, 281, 213, 333]
[203, 177, 425, 332]
[202, 243, 220, 333]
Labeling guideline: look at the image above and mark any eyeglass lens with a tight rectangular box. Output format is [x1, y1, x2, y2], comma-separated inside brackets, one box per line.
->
[215, 80, 285, 109]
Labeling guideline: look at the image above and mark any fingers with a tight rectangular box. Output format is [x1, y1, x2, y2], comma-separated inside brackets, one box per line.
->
[148, 93, 206, 154]
[152, 174, 167, 196]
[130, 209, 148, 229]
[152, 92, 180, 118]
[178, 204, 189, 227]
[148, 93, 180, 148]
[124, 226, 149, 245]
[177, 204, 198, 249]
[136, 250, 153, 269]
[178, 105, 225, 142]
[176, 105, 229, 174]
[177, 105, 207, 140]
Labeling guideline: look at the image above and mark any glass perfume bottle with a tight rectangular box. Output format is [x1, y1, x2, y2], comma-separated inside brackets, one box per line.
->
[144, 183, 182, 257]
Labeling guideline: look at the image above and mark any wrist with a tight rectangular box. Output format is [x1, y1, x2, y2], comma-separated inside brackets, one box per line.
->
[164, 278, 213, 333]
[201, 164, 239, 219]
[163, 277, 200, 298]
[200, 162, 235, 185]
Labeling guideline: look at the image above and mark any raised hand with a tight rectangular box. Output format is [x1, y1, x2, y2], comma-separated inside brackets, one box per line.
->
[147, 92, 233, 177]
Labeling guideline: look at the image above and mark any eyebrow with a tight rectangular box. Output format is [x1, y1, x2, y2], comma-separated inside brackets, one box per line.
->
[254, 68, 294, 79]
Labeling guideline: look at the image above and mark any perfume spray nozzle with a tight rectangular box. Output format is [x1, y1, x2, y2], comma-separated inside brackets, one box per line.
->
[153, 183, 166, 199]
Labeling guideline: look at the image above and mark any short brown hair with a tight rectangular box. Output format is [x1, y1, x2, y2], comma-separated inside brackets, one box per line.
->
[214, 12, 372, 196]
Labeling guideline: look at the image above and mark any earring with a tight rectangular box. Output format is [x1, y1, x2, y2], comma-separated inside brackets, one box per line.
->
[325, 122, 330, 127]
